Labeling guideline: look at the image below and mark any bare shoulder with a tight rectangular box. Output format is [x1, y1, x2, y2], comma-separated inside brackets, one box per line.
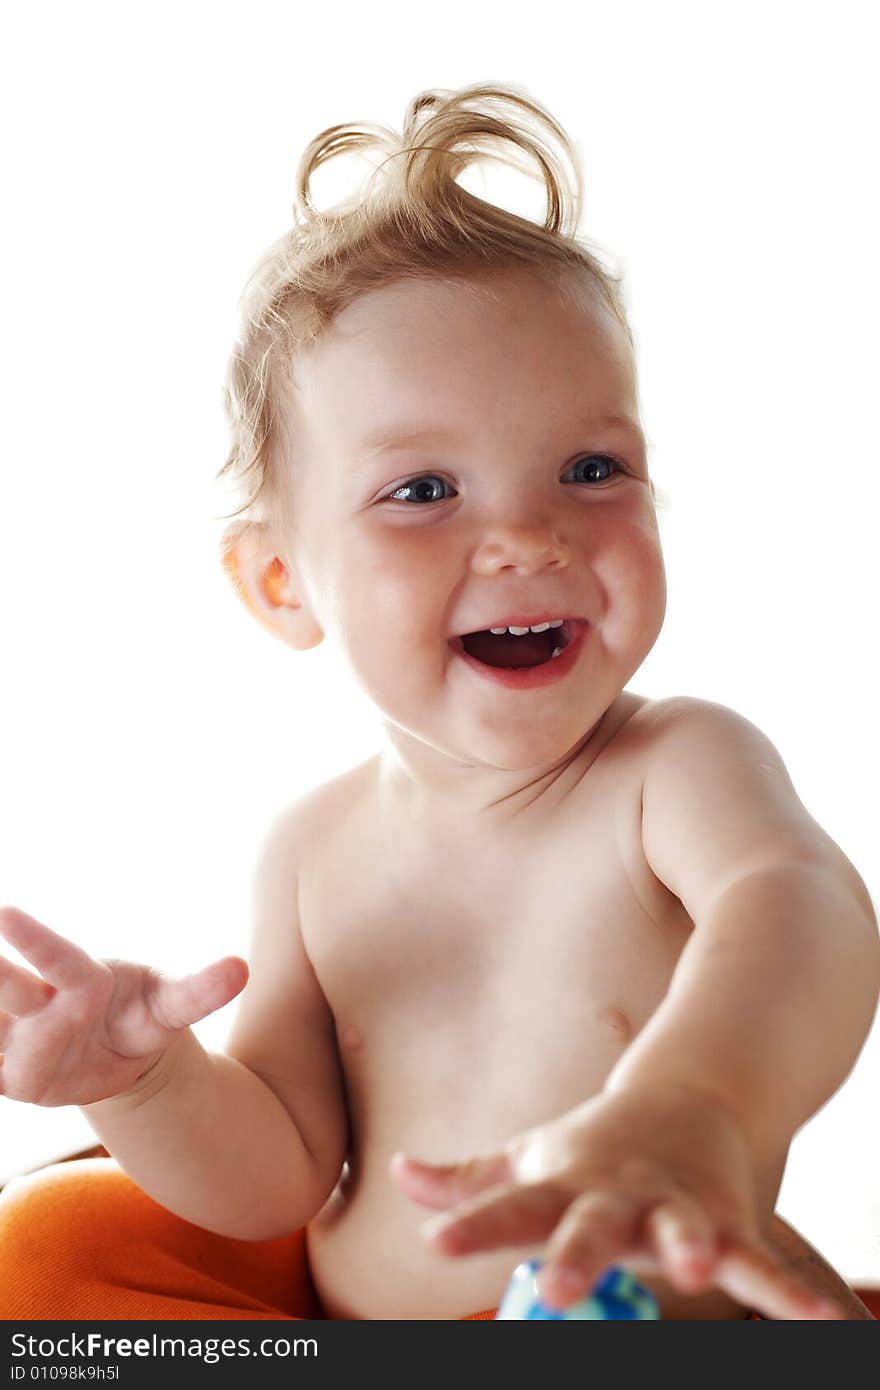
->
[261, 754, 380, 859]
[638, 694, 801, 783]
[637, 695, 873, 920]
[594, 693, 776, 775]
[634, 693, 786, 749]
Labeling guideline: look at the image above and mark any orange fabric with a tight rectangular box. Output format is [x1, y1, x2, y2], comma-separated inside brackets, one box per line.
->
[0, 1159, 322, 1321]
[0, 1158, 492, 1321]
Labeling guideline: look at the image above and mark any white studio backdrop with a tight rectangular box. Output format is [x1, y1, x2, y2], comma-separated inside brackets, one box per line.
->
[2, 2, 878, 1283]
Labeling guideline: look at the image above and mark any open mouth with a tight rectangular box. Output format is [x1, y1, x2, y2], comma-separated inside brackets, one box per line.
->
[455, 620, 575, 670]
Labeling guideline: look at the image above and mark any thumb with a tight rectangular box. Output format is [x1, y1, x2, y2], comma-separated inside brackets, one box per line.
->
[151, 955, 249, 1030]
[390, 1149, 512, 1210]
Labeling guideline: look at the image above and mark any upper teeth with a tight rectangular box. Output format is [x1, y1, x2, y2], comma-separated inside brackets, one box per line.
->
[489, 619, 565, 635]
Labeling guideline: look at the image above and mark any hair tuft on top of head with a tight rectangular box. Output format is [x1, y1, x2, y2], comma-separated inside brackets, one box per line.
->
[216, 82, 628, 541]
[400, 84, 582, 236]
[292, 119, 401, 223]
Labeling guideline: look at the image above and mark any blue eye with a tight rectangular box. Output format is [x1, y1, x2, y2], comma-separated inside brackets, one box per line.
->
[567, 454, 620, 484]
[387, 475, 452, 504]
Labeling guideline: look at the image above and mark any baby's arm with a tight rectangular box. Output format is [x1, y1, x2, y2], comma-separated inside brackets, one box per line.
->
[609, 697, 880, 1160]
[1, 801, 348, 1241]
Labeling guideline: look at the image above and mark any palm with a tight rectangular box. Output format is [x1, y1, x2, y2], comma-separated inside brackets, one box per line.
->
[0, 907, 248, 1106]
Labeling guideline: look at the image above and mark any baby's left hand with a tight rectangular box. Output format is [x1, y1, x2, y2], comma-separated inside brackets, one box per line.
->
[390, 1083, 842, 1320]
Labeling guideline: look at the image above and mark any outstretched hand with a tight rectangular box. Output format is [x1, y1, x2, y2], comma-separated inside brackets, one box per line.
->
[390, 1083, 843, 1320]
[0, 906, 248, 1106]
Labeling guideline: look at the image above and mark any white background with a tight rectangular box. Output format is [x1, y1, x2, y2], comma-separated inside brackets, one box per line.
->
[2, 2, 878, 1285]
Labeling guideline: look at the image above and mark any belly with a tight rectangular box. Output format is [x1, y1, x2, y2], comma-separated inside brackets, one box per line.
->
[307, 1201, 748, 1321]
[305, 1037, 749, 1322]
[305, 1000, 640, 1320]
[307, 1166, 543, 1320]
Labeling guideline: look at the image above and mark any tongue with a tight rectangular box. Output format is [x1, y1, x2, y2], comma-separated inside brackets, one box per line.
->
[461, 629, 555, 669]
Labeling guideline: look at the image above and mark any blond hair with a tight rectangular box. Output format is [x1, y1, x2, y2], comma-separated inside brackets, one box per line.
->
[216, 82, 631, 544]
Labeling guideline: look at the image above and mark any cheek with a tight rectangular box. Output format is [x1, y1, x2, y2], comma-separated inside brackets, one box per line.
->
[597, 515, 667, 625]
[330, 533, 453, 672]
[630, 519, 667, 610]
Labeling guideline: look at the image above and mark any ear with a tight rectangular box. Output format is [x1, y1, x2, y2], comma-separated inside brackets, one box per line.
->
[220, 521, 323, 650]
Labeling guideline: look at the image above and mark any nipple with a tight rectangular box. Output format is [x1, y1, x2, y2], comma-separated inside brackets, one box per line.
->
[598, 1007, 631, 1043]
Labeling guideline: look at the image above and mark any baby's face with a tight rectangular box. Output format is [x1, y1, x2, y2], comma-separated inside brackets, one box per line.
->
[285, 268, 666, 771]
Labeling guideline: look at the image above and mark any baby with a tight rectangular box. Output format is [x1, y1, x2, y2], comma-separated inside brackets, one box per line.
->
[1, 83, 879, 1322]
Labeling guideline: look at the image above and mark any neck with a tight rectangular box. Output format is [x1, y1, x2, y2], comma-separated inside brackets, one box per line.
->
[376, 702, 623, 829]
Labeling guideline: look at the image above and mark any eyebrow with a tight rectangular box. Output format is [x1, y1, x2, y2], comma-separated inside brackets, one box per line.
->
[359, 415, 642, 454]
[359, 426, 452, 454]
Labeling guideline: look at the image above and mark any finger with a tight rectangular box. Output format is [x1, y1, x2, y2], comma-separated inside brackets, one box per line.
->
[422, 1181, 568, 1255]
[0, 908, 96, 989]
[390, 1150, 513, 1209]
[715, 1239, 844, 1321]
[0, 953, 55, 1016]
[150, 955, 249, 1030]
[645, 1198, 719, 1294]
[538, 1191, 641, 1308]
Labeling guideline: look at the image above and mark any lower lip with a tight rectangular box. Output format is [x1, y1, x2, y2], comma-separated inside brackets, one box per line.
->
[450, 621, 589, 691]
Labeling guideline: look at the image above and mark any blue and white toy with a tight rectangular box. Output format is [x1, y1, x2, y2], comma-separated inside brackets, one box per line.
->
[496, 1260, 659, 1319]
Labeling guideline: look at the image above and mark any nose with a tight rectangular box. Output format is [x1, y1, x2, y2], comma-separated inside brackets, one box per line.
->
[470, 521, 571, 577]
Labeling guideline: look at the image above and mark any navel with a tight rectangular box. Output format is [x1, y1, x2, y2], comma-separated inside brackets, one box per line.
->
[598, 1007, 631, 1043]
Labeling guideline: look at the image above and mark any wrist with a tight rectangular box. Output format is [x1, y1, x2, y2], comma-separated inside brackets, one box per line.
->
[82, 1028, 201, 1116]
[604, 1064, 788, 1168]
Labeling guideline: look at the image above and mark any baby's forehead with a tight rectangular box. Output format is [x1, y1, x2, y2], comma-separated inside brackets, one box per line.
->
[293, 268, 637, 424]
[327, 266, 622, 342]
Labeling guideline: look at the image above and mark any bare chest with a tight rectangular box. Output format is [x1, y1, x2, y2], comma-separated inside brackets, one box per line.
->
[298, 748, 692, 1156]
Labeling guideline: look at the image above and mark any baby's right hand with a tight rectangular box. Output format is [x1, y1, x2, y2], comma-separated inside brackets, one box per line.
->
[0, 906, 248, 1107]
